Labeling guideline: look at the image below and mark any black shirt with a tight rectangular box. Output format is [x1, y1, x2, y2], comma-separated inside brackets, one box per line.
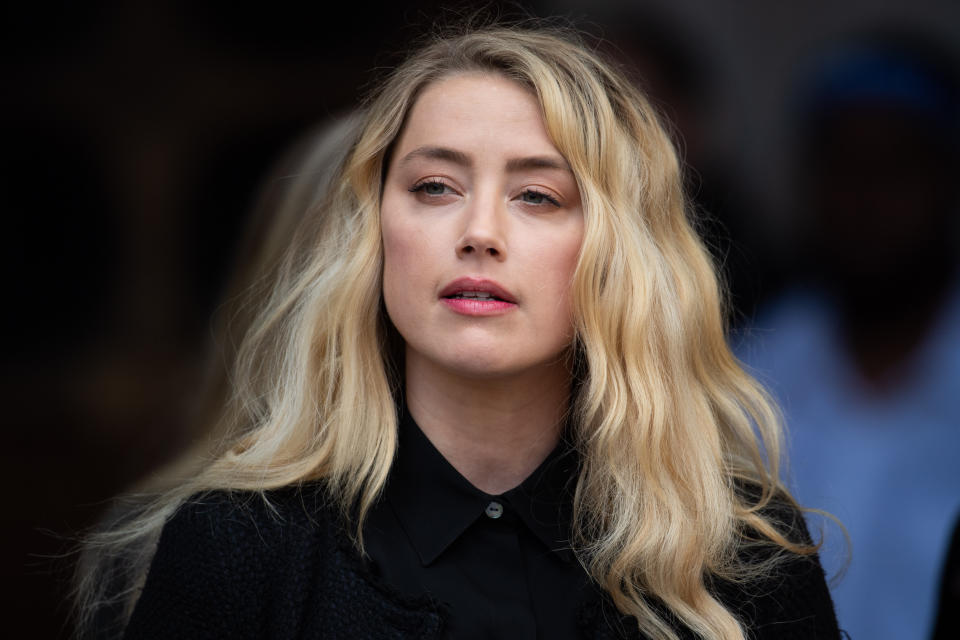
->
[363, 407, 596, 639]
[125, 418, 841, 639]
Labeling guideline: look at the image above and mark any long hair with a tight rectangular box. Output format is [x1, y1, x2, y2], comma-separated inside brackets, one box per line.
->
[75, 24, 812, 640]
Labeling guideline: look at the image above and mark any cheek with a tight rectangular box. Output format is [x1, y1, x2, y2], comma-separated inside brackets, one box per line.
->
[381, 194, 411, 278]
[525, 225, 583, 337]
[381, 217, 408, 320]
[544, 225, 584, 300]
[556, 227, 585, 331]
[556, 253, 580, 330]
[381, 220, 402, 290]
[381, 207, 433, 328]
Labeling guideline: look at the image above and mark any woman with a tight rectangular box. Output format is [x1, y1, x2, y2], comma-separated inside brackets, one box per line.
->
[75, 24, 840, 640]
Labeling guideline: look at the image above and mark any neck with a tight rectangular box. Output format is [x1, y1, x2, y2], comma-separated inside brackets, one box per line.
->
[404, 351, 572, 495]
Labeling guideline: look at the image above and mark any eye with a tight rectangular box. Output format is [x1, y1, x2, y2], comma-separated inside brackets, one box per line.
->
[519, 189, 561, 207]
[409, 179, 454, 196]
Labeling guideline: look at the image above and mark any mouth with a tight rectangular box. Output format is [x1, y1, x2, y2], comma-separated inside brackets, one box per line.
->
[444, 290, 506, 301]
[439, 277, 517, 303]
[439, 277, 517, 316]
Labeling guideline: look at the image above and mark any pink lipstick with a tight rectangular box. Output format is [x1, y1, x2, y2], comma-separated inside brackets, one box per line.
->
[439, 277, 517, 316]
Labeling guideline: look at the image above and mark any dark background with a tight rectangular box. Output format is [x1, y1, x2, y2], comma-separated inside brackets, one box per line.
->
[3, 1, 958, 637]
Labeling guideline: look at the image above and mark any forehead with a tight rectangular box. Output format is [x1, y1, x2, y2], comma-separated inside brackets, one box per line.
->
[392, 72, 559, 158]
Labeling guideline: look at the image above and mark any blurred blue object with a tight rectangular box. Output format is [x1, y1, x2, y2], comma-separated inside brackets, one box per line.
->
[803, 45, 959, 128]
[737, 280, 960, 639]
[739, 32, 960, 638]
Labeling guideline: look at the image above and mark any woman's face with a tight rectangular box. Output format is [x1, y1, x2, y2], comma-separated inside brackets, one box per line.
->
[381, 72, 584, 380]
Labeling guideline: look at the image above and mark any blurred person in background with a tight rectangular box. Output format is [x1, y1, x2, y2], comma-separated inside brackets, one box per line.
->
[738, 31, 960, 639]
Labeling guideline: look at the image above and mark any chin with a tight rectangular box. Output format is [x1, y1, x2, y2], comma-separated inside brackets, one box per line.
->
[438, 352, 519, 380]
[439, 348, 570, 382]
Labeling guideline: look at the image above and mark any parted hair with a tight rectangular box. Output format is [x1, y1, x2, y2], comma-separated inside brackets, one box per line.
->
[75, 23, 813, 640]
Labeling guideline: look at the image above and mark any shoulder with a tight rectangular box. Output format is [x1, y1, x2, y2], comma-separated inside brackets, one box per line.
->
[146, 483, 339, 568]
[160, 482, 343, 573]
[716, 486, 842, 639]
[164, 483, 335, 540]
[123, 484, 341, 638]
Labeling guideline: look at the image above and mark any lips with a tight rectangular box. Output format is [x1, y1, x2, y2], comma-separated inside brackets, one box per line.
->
[439, 277, 517, 303]
[438, 277, 518, 316]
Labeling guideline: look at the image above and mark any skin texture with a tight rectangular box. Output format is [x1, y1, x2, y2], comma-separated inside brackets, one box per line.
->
[381, 73, 584, 494]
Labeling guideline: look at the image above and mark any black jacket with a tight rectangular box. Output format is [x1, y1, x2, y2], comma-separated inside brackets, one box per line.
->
[123, 485, 841, 639]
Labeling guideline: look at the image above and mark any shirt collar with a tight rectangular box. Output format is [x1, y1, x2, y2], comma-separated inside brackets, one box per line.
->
[385, 406, 579, 566]
[502, 439, 579, 563]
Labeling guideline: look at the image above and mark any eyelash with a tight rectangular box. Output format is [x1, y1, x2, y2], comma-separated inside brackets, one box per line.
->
[520, 189, 562, 207]
[408, 179, 451, 195]
[408, 179, 561, 207]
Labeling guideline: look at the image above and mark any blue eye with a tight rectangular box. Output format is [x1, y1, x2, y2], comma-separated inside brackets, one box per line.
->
[520, 190, 560, 207]
[410, 180, 450, 195]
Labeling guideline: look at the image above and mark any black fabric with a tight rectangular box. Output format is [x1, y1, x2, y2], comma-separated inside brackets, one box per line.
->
[933, 511, 960, 640]
[124, 482, 842, 640]
[362, 408, 591, 639]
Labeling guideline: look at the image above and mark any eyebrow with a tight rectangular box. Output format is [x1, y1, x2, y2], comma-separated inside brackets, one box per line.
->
[399, 145, 571, 173]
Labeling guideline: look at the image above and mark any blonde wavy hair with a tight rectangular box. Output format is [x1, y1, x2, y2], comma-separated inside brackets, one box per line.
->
[75, 23, 814, 640]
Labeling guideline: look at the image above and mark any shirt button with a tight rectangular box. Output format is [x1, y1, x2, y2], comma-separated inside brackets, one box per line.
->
[485, 501, 504, 519]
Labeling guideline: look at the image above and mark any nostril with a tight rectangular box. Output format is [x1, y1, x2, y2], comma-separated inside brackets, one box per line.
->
[457, 241, 503, 258]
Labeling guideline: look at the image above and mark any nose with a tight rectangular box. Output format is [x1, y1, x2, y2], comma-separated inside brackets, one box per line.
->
[456, 194, 507, 261]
